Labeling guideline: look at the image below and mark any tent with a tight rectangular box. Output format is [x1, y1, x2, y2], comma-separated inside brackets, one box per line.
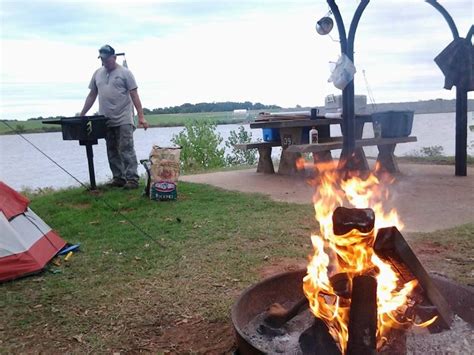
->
[0, 181, 66, 282]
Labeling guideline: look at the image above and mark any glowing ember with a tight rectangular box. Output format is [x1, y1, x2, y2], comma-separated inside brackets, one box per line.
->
[301, 159, 435, 353]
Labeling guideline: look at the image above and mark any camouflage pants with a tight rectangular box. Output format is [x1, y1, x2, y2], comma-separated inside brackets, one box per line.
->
[105, 124, 139, 183]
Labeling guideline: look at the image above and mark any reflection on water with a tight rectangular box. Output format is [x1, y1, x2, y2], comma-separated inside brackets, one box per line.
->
[1, 112, 473, 190]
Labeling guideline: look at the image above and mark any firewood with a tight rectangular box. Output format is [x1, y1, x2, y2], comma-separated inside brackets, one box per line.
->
[374, 227, 453, 330]
[263, 297, 308, 328]
[332, 207, 375, 235]
[347, 275, 377, 355]
[330, 272, 351, 298]
[299, 317, 341, 354]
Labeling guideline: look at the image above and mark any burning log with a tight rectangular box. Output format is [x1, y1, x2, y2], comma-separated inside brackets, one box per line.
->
[299, 317, 341, 355]
[332, 207, 375, 235]
[329, 272, 351, 298]
[264, 297, 308, 328]
[346, 275, 377, 355]
[374, 227, 453, 331]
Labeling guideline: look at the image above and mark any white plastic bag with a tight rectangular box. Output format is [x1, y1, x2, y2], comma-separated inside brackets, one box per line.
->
[328, 54, 356, 90]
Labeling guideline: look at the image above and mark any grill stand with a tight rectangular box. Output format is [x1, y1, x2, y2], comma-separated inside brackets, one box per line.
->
[42, 115, 108, 191]
[81, 140, 98, 190]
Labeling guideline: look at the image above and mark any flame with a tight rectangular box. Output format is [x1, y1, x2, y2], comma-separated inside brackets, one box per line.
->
[302, 160, 425, 353]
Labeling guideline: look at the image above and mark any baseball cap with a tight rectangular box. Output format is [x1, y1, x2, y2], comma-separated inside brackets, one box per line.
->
[98, 45, 115, 59]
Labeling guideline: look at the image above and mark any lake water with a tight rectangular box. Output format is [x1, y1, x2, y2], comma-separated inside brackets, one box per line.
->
[1, 112, 473, 191]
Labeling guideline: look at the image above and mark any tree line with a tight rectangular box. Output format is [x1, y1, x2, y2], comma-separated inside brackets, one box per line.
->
[142, 101, 281, 115]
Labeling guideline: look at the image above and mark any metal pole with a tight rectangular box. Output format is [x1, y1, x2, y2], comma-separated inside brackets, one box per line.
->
[327, 0, 370, 167]
[455, 87, 468, 176]
[85, 143, 97, 190]
[426, 0, 468, 176]
[425, 0, 460, 39]
[327, 1, 349, 158]
[346, 0, 370, 159]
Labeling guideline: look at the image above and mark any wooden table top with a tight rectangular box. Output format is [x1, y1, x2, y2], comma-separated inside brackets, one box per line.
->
[250, 118, 343, 129]
[250, 114, 372, 129]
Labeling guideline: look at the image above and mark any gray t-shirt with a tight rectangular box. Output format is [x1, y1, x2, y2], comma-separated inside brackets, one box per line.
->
[88, 64, 138, 127]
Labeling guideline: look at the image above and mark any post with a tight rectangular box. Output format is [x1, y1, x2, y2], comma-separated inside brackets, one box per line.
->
[85, 143, 97, 190]
[426, 0, 468, 176]
[455, 87, 468, 176]
[327, 0, 370, 170]
[346, 1, 370, 158]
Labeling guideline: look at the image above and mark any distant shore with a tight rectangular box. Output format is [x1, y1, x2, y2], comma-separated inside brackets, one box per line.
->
[1, 98, 473, 136]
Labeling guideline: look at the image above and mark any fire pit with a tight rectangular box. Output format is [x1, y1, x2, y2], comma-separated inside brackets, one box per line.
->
[232, 160, 473, 354]
[232, 269, 473, 354]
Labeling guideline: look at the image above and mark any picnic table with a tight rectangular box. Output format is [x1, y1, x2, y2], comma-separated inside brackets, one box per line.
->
[236, 112, 417, 175]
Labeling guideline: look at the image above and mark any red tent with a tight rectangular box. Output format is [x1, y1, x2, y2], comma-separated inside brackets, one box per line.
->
[0, 181, 66, 282]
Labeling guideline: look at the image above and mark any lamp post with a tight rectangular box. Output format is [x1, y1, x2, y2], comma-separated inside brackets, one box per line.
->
[324, 0, 370, 170]
[426, 0, 472, 176]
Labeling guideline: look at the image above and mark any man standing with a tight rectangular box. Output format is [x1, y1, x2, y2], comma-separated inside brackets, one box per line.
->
[80, 44, 149, 189]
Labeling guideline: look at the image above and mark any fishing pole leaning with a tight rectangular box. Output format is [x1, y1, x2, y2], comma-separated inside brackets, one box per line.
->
[0, 120, 166, 248]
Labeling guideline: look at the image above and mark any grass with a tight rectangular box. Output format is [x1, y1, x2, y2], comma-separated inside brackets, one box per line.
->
[1, 182, 315, 352]
[409, 223, 474, 286]
[1, 182, 472, 352]
[0, 111, 262, 135]
[398, 154, 474, 166]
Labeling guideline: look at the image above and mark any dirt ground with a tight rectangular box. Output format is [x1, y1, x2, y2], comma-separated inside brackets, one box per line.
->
[181, 162, 474, 233]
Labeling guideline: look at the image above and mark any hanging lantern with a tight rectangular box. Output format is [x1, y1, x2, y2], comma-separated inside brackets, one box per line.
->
[316, 17, 334, 35]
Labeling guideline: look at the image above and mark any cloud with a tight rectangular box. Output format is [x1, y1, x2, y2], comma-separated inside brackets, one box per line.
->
[0, 0, 472, 119]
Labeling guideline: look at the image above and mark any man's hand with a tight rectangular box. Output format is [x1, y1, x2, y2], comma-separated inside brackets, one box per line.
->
[138, 116, 149, 130]
[80, 89, 98, 117]
[130, 89, 148, 130]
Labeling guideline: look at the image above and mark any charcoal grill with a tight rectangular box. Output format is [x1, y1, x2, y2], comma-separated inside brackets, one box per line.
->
[43, 115, 109, 190]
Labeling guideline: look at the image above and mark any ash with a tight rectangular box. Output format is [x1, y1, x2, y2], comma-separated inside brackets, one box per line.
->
[242, 310, 473, 354]
[241, 307, 315, 354]
[406, 316, 473, 354]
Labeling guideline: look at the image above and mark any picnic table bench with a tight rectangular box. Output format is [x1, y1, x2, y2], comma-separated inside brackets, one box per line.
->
[235, 112, 417, 175]
[286, 136, 417, 173]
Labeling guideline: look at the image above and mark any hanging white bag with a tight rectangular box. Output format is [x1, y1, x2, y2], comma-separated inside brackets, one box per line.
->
[328, 54, 356, 90]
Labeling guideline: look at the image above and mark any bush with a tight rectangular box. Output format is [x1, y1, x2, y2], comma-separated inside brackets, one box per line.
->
[15, 124, 26, 133]
[418, 145, 444, 157]
[171, 120, 225, 172]
[225, 126, 258, 166]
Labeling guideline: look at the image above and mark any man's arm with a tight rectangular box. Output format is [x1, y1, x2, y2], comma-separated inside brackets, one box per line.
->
[130, 88, 149, 130]
[80, 89, 98, 116]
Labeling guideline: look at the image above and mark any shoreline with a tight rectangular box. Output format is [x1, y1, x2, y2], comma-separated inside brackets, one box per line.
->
[1, 109, 473, 136]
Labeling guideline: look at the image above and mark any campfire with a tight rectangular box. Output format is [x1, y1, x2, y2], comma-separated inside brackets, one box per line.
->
[231, 160, 467, 354]
[302, 161, 442, 353]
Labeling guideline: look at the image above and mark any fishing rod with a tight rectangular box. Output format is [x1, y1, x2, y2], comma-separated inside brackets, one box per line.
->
[0, 119, 165, 248]
[362, 69, 377, 113]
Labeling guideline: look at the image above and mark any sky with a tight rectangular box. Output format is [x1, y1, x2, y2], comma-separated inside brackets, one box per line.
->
[1, 0, 473, 120]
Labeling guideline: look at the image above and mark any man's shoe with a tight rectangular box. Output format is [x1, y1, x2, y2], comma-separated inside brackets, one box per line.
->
[106, 179, 126, 188]
[123, 181, 139, 190]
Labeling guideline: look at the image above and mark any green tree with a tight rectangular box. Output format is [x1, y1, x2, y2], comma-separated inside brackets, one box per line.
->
[225, 126, 258, 166]
[171, 120, 225, 172]
[15, 124, 26, 133]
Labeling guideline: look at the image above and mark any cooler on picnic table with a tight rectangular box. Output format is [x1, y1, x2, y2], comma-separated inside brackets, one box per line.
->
[371, 111, 414, 138]
[140, 146, 181, 201]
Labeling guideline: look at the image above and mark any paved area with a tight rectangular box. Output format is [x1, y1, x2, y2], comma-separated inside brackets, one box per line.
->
[181, 162, 474, 233]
